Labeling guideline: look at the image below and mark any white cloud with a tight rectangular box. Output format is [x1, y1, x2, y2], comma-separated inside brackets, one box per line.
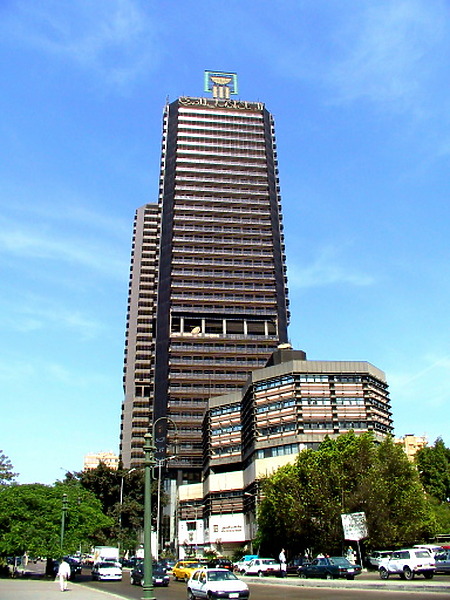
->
[328, 1, 448, 113]
[0, 294, 105, 340]
[3, 0, 160, 87]
[287, 246, 374, 289]
[0, 215, 128, 280]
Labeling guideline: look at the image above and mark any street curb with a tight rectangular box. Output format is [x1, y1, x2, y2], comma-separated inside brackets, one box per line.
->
[244, 575, 450, 594]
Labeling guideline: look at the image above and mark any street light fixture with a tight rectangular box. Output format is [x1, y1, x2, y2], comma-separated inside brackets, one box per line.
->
[152, 416, 178, 560]
[60, 493, 68, 553]
[142, 432, 156, 600]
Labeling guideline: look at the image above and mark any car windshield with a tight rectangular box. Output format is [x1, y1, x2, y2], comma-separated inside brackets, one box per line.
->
[99, 562, 118, 569]
[208, 571, 238, 581]
[262, 559, 277, 565]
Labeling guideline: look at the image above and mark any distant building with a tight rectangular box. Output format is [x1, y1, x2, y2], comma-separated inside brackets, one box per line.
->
[178, 347, 393, 557]
[395, 433, 427, 461]
[83, 451, 119, 471]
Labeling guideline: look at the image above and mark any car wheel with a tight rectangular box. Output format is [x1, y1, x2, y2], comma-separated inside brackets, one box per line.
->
[403, 566, 414, 580]
[300, 572, 307, 579]
[423, 572, 434, 580]
[185, 574, 189, 582]
[187, 589, 195, 600]
[379, 568, 389, 580]
[258, 570, 264, 577]
[325, 572, 334, 580]
[130, 575, 135, 585]
[346, 575, 354, 580]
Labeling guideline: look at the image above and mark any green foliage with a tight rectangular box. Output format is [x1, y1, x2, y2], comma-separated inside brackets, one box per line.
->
[415, 438, 450, 537]
[257, 432, 436, 557]
[64, 463, 162, 553]
[416, 438, 450, 503]
[0, 482, 112, 558]
[0, 451, 17, 485]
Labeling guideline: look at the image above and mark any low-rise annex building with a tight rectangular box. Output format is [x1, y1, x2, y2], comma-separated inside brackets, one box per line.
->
[83, 451, 119, 471]
[178, 347, 393, 557]
[395, 433, 427, 461]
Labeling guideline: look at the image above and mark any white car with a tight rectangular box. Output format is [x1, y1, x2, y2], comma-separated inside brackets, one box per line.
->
[240, 558, 280, 577]
[91, 561, 123, 581]
[187, 568, 249, 600]
[379, 549, 435, 580]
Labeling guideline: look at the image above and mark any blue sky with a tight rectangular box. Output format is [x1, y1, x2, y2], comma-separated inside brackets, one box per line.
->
[1, 0, 449, 484]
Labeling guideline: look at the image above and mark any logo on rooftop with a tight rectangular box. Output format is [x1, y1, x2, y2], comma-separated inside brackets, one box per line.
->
[204, 70, 238, 99]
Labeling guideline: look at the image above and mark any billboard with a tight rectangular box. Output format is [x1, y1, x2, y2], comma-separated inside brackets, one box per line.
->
[341, 512, 368, 541]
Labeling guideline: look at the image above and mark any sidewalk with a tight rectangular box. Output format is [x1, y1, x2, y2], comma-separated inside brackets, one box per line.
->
[0, 578, 128, 600]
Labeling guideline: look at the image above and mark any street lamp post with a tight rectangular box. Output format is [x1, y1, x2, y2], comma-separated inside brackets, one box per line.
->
[152, 416, 178, 560]
[60, 493, 68, 553]
[142, 432, 156, 600]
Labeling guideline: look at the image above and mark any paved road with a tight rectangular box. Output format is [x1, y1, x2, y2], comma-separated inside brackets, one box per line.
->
[6, 563, 450, 600]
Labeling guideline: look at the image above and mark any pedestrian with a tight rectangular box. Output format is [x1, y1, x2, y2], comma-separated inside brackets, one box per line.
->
[279, 548, 287, 578]
[57, 558, 71, 592]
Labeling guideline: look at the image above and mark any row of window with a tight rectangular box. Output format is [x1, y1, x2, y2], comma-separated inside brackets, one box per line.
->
[172, 281, 275, 291]
[259, 422, 297, 436]
[254, 375, 295, 391]
[256, 443, 298, 459]
[211, 424, 242, 434]
[212, 445, 241, 455]
[256, 398, 296, 413]
[173, 246, 274, 256]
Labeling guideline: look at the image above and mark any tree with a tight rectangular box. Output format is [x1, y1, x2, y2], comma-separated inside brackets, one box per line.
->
[64, 462, 162, 553]
[0, 451, 17, 485]
[0, 482, 112, 559]
[415, 438, 450, 533]
[257, 432, 436, 558]
[416, 438, 450, 503]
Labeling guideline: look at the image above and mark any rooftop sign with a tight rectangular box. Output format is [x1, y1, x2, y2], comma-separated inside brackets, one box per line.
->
[204, 70, 238, 99]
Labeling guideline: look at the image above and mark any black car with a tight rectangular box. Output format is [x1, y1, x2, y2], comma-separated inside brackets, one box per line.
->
[207, 558, 233, 571]
[287, 557, 309, 575]
[298, 557, 362, 580]
[130, 562, 170, 587]
[53, 557, 82, 580]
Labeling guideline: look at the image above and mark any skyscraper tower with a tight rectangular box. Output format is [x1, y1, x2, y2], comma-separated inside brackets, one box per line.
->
[120, 72, 290, 483]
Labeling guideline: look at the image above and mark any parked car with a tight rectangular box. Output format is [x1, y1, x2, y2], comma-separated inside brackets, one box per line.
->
[435, 550, 450, 574]
[233, 556, 258, 573]
[298, 557, 362, 580]
[91, 561, 123, 581]
[413, 544, 443, 557]
[130, 561, 170, 587]
[366, 550, 393, 569]
[207, 558, 233, 571]
[159, 558, 176, 572]
[187, 568, 250, 600]
[286, 557, 309, 575]
[173, 560, 204, 582]
[379, 549, 435, 580]
[52, 557, 82, 580]
[240, 558, 280, 577]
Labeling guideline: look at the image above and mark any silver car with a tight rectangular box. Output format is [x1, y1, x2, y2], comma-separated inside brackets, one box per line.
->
[435, 550, 450, 574]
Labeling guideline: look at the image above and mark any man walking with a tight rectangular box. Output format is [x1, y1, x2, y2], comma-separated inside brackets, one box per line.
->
[57, 558, 71, 592]
[279, 548, 287, 578]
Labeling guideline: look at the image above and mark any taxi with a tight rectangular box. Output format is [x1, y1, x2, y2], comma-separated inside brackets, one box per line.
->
[173, 560, 204, 582]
